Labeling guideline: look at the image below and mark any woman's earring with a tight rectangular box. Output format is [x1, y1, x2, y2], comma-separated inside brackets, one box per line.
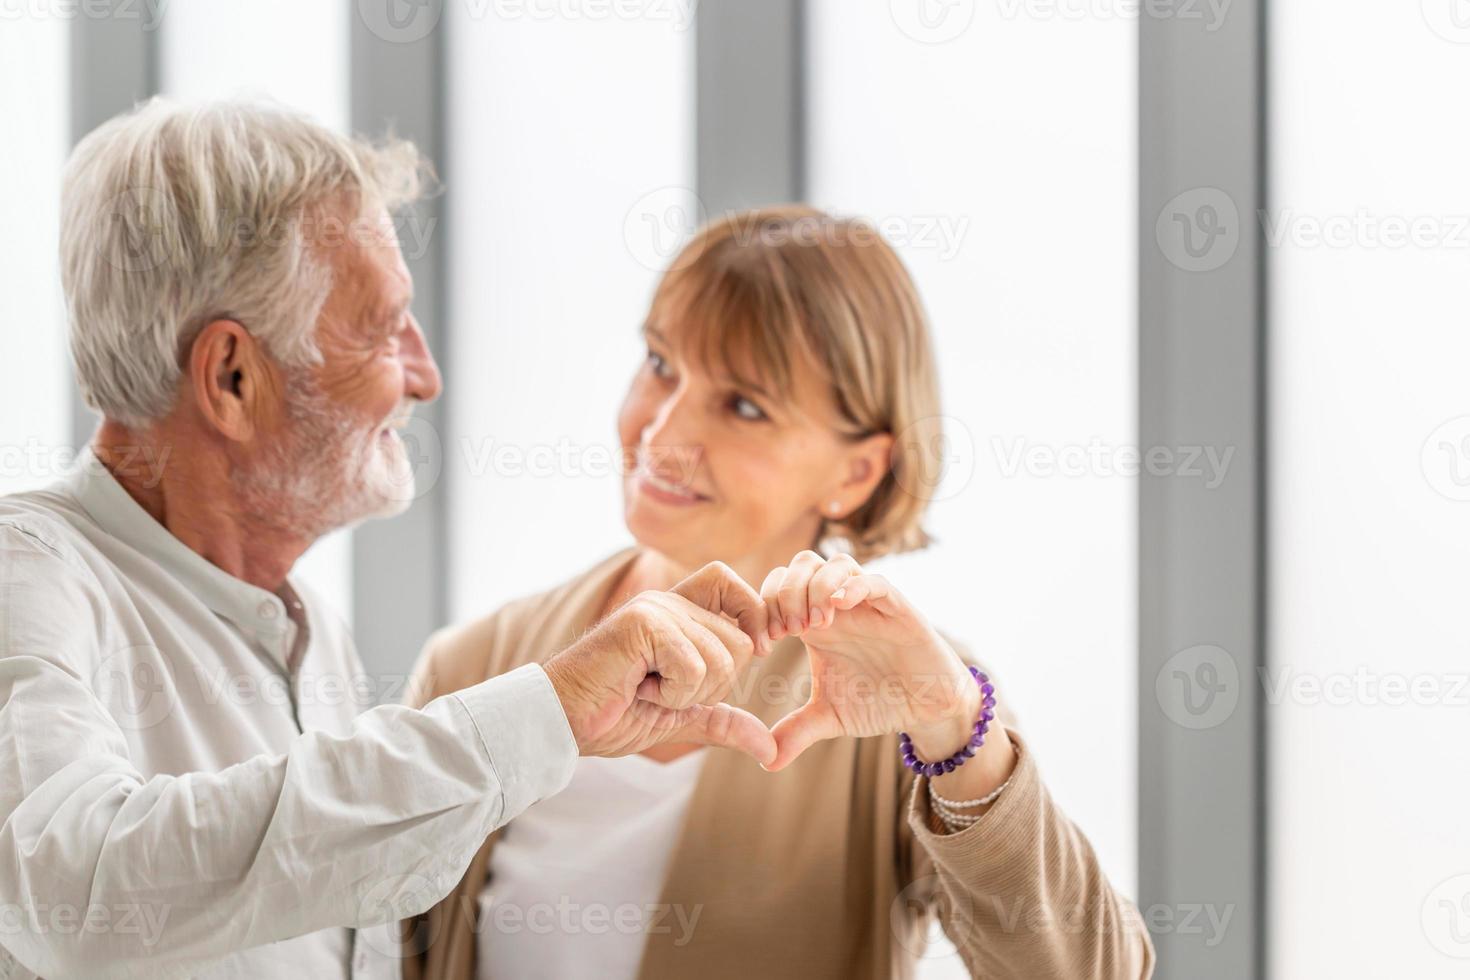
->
[827, 501, 843, 517]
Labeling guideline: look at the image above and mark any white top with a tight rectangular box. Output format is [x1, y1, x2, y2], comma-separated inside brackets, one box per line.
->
[0, 450, 578, 980]
[478, 749, 708, 980]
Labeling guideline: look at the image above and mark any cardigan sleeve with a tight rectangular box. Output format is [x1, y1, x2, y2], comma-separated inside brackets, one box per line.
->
[895, 646, 1156, 979]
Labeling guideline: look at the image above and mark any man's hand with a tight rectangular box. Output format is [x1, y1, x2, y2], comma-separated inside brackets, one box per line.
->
[542, 561, 776, 765]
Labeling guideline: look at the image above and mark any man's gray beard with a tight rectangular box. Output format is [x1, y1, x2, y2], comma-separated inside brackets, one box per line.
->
[233, 368, 407, 541]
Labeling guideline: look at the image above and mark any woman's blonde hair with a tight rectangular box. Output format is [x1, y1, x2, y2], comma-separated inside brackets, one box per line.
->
[648, 205, 944, 563]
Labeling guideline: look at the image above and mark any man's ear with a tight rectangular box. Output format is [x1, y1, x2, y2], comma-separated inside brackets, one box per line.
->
[187, 319, 272, 442]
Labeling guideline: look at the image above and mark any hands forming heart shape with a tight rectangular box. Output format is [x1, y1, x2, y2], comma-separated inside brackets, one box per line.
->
[544, 551, 988, 772]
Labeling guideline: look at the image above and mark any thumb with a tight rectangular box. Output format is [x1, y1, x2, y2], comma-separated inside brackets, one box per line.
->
[767, 699, 843, 772]
[666, 703, 777, 767]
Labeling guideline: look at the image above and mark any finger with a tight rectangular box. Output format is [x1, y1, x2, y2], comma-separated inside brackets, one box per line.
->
[829, 572, 903, 617]
[774, 550, 826, 636]
[759, 566, 788, 641]
[672, 612, 739, 707]
[767, 698, 843, 771]
[664, 702, 777, 766]
[671, 561, 772, 657]
[639, 619, 708, 710]
[806, 553, 861, 630]
[648, 591, 755, 690]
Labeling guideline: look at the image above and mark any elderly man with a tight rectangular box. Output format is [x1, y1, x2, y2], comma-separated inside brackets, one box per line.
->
[0, 99, 775, 979]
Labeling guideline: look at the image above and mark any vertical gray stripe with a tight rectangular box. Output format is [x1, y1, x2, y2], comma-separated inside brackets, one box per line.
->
[69, 2, 159, 447]
[696, 0, 806, 212]
[349, 6, 449, 691]
[1139, 0, 1266, 975]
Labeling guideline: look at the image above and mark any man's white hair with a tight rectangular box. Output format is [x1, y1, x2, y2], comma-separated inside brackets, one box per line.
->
[60, 98, 428, 427]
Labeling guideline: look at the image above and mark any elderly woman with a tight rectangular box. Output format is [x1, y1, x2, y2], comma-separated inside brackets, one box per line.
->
[402, 208, 1154, 979]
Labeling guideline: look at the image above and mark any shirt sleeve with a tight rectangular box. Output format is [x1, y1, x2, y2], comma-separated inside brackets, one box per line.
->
[0, 525, 578, 980]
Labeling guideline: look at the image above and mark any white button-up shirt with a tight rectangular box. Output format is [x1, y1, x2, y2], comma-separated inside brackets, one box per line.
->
[0, 451, 578, 979]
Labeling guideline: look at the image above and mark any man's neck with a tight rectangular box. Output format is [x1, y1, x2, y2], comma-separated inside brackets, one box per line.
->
[93, 420, 310, 593]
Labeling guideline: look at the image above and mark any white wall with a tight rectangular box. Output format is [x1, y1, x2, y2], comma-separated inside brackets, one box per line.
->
[0, 12, 70, 498]
[158, 0, 354, 620]
[1269, 3, 1470, 976]
[805, 0, 1140, 950]
[445, 6, 696, 618]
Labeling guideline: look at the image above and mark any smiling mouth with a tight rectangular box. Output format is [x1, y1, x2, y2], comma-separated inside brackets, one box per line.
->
[636, 466, 709, 503]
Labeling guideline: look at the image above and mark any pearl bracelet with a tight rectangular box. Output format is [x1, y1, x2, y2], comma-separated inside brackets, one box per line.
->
[929, 774, 1013, 832]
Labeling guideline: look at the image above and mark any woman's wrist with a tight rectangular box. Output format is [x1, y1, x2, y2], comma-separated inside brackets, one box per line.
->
[907, 679, 983, 761]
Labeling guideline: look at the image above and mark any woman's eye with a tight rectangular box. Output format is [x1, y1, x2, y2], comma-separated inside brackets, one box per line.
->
[646, 351, 674, 379]
[731, 395, 768, 422]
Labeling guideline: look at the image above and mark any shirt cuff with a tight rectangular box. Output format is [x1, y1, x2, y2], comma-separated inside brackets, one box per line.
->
[450, 663, 578, 824]
[907, 728, 1045, 879]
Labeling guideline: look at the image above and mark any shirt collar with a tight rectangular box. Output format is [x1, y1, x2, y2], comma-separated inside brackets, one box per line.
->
[65, 447, 299, 651]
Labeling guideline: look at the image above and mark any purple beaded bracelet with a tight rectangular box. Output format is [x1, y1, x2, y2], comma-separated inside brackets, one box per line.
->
[899, 665, 996, 778]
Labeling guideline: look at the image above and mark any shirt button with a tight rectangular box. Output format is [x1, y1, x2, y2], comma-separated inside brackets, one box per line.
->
[258, 601, 278, 619]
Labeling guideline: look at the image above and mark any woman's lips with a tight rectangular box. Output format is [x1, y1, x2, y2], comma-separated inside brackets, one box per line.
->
[634, 467, 709, 507]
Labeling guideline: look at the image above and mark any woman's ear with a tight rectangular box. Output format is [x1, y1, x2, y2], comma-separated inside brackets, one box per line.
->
[833, 431, 895, 514]
[187, 319, 272, 443]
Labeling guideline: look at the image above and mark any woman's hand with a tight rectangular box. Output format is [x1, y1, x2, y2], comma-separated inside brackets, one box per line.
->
[760, 551, 1013, 789]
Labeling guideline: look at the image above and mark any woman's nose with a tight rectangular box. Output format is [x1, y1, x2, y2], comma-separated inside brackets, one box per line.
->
[640, 387, 703, 463]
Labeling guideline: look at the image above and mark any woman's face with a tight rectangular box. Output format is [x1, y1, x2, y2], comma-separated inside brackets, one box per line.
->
[617, 322, 890, 576]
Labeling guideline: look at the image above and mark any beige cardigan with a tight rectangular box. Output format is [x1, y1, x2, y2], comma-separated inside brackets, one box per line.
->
[399, 548, 1154, 980]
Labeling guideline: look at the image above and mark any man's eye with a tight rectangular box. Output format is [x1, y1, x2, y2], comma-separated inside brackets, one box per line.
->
[731, 395, 767, 422]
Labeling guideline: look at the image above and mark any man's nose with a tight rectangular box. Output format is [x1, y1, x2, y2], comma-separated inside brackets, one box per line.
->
[400, 314, 443, 404]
